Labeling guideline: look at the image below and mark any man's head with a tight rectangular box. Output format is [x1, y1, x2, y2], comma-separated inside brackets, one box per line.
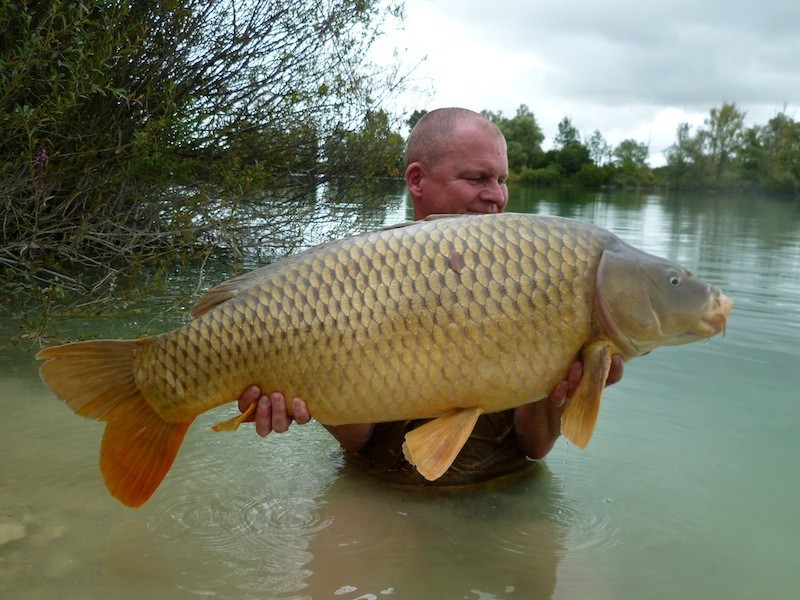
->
[405, 108, 509, 220]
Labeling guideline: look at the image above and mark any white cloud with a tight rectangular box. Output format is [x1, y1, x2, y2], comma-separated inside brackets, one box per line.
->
[373, 0, 800, 166]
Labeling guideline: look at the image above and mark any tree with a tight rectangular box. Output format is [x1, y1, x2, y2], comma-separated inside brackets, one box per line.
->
[556, 141, 592, 177]
[698, 102, 746, 181]
[1, 0, 409, 310]
[613, 139, 651, 188]
[553, 117, 581, 150]
[586, 130, 612, 166]
[762, 112, 800, 180]
[497, 105, 544, 170]
[740, 111, 800, 194]
[326, 110, 405, 178]
[550, 117, 590, 177]
[666, 122, 707, 188]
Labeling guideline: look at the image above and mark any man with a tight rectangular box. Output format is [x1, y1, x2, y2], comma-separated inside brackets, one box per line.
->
[237, 108, 623, 483]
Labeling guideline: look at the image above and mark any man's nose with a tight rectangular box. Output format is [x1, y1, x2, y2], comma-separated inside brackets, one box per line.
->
[480, 179, 507, 206]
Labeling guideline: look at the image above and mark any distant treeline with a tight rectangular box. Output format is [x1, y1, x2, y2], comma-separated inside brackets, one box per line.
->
[432, 103, 799, 197]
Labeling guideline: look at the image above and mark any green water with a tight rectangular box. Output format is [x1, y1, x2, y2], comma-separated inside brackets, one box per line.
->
[1, 187, 798, 599]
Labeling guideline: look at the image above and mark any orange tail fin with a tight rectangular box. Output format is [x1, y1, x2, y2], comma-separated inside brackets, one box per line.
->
[37, 340, 192, 507]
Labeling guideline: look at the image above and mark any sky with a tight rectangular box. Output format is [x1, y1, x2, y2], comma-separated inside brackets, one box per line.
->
[372, 0, 800, 166]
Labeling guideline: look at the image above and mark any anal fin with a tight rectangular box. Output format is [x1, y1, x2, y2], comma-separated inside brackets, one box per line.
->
[212, 403, 256, 431]
[402, 407, 484, 480]
[560, 341, 612, 449]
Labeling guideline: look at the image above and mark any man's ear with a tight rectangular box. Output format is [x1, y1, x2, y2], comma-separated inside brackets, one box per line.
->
[405, 162, 424, 199]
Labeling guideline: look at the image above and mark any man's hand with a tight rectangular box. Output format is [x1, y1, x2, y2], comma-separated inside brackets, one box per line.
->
[237, 386, 311, 437]
[547, 355, 624, 407]
[237, 386, 374, 451]
[515, 355, 624, 459]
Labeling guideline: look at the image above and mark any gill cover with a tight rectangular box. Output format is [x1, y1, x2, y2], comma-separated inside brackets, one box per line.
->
[595, 243, 717, 357]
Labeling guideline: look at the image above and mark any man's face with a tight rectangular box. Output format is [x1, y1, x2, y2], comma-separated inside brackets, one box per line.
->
[407, 123, 509, 220]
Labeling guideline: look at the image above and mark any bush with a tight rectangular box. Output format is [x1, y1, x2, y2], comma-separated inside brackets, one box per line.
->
[1, 0, 409, 316]
[516, 165, 562, 186]
[576, 163, 614, 188]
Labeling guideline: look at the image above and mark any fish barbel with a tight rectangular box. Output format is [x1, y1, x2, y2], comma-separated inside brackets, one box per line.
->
[37, 213, 732, 507]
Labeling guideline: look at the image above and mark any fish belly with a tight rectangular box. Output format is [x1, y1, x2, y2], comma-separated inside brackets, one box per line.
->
[135, 214, 609, 424]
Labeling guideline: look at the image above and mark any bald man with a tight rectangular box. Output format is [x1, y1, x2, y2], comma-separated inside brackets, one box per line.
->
[238, 108, 623, 484]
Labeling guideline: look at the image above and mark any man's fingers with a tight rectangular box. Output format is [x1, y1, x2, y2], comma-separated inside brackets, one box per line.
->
[238, 384, 262, 416]
[548, 380, 568, 408]
[254, 394, 272, 437]
[607, 354, 624, 386]
[270, 392, 291, 433]
[292, 397, 311, 424]
[246, 389, 312, 436]
[566, 361, 583, 397]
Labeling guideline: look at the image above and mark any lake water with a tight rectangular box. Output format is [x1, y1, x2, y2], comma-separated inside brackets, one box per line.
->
[1, 186, 799, 599]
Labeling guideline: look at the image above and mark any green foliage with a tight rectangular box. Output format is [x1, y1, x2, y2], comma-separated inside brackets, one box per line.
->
[495, 105, 545, 170]
[489, 102, 800, 197]
[553, 117, 581, 150]
[576, 163, 615, 187]
[586, 130, 612, 166]
[555, 141, 592, 177]
[1, 0, 409, 316]
[665, 103, 799, 195]
[480, 106, 545, 171]
[326, 110, 406, 179]
[514, 164, 562, 186]
[613, 139, 651, 188]
[701, 102, 746, 181]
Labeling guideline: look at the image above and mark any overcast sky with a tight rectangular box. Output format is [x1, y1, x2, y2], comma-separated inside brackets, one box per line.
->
[373, 0, 800, 166]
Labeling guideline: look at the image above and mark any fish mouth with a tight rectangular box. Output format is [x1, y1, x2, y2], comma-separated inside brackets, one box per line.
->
[696, 291, 733, 336]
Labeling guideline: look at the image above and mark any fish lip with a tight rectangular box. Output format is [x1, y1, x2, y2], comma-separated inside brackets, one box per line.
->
[697, 315, 727, 335]
[695, 291, 732, 336]
[703, 291, 733, 334]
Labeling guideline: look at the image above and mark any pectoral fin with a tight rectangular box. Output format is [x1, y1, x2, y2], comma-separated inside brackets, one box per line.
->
[560, 342, 612, 450]
[402, 407, 484, 480]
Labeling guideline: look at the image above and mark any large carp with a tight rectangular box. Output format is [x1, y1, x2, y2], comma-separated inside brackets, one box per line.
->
[37, 213, 731, 507]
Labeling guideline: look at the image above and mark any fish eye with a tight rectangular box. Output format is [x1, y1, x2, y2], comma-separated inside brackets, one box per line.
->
[667, 269, 682, 286]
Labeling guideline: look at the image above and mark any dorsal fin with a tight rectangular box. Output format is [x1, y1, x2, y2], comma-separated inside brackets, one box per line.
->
[190, 264, 280, 318]
[379, 214, 464, 231]
[191, 215, 465, 318]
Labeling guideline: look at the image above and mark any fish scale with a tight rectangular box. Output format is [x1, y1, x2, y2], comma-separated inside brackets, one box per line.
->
[37, 212, 732, 506]
[134, 214, 602, 426]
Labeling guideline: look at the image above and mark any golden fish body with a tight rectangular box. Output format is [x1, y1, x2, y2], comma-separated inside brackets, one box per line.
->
[37, 213, 732, 506]
[139, 213, 603, 425]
